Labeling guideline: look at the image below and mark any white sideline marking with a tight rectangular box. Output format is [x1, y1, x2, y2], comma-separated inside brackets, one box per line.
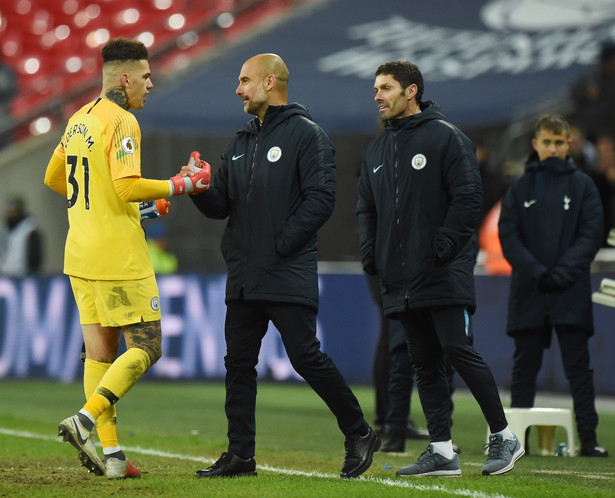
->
[0, 427, 507, 497]
[465, 462, 615, 481]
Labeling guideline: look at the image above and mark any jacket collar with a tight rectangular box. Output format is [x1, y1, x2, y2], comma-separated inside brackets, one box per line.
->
[525, 151, 577, 173]
[385, 100, 447, 131]
[243, 103, 311, 134]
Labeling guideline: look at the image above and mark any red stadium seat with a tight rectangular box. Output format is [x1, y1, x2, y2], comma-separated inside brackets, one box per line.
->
[3, 0, 308, 139]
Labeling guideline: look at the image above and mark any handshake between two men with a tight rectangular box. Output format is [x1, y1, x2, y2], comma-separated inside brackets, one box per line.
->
[140, 151, 210, 222]
[169, 150, 211, 196]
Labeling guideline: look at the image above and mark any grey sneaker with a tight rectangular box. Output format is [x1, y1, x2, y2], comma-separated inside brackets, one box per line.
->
[396, 445, 461, 477]
[482, 433, 525, 476]
[58, 414, 105, 476]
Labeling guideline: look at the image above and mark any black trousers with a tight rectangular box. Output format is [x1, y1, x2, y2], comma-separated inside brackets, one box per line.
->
[372, 298, 390, 428]
[368, 274, 389, 428]
[386, 317, 456, 436]
[224, 298, 368, 458]
[510, 324, 598, 442]
[396, 305, 507, 441]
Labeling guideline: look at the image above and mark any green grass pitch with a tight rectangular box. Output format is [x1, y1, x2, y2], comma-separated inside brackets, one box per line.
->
[1, 380, 613, 497]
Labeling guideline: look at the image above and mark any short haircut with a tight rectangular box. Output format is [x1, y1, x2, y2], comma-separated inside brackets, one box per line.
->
[102, 38, 148, 64]
[535, 114, 570, 137]
[375, 61, 424, 102]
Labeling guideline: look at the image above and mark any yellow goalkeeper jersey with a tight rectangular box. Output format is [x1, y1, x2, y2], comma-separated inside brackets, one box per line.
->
[52, 98, 154, 280]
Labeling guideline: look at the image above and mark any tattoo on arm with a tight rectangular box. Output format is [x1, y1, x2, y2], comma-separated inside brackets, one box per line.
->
[124, 320, 162, 365]
[106, 87, 129, 110]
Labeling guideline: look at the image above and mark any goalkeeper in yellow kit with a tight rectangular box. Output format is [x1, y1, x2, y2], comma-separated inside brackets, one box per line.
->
[44, 37, 210, 479]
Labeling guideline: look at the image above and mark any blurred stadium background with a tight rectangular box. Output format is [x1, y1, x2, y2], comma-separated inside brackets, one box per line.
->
[1, 0, 615, 394]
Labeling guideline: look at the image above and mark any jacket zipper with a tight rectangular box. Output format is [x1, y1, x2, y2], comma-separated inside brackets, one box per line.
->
[393, 131, 409, 303]
[247, 133, 260, 201]
[243, 128, 260, 292]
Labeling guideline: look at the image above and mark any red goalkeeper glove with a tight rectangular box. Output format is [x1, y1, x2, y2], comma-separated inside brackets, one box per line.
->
[169, 151, 211, 196]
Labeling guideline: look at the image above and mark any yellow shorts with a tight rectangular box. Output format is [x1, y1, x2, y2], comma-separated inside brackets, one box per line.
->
[69, 275, 161, 327]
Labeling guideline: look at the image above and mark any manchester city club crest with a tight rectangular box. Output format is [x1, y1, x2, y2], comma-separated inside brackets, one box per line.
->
[412, 153, 427, 170]
[267, 146, 282, 162]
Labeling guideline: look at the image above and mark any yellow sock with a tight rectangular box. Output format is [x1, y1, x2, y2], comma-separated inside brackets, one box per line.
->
[83, 348, 150, 420]
[84, 358, 110, 399]
[84, 359, 119, 449]
[99, 347, 151, 399]
[83, 392, 111, 420]
[97, 415, 119, 451]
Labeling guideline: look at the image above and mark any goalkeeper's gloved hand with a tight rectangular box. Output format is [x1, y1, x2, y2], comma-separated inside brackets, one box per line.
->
[168, 151, 211, 196]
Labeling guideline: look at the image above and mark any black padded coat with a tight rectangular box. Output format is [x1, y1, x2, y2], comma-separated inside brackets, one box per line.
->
[357, 101, 483, 317]
[191, 104, 336, 311]
[498, 152, 603, 335]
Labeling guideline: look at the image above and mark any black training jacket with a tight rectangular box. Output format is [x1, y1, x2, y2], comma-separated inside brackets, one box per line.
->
[357, 101, 483, 316]
[498, 152, 603, 334]
[191, 104, 335, 311]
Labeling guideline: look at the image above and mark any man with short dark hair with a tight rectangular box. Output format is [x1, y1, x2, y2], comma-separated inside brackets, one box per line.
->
[358, 60, 523, 477]
[499, 113, 607, 457]
[45, 37, 210, 479]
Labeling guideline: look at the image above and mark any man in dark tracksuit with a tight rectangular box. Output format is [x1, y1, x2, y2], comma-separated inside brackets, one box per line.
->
[499, 114, 607, 457]
[357, 61, 524, 477]
[188, 53, 379, 479]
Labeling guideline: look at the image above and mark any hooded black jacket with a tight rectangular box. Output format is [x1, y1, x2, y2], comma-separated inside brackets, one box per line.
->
[498, 152, 603, 335]
[191, 104, 335, 311]
[357, 101, 482, 317]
